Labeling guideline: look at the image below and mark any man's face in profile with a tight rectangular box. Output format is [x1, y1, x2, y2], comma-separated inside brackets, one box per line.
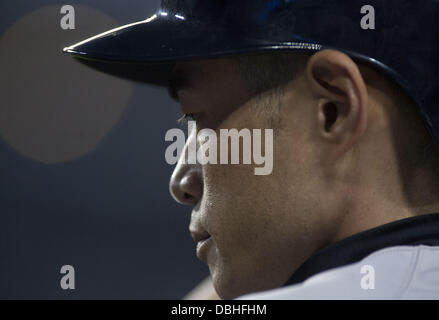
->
[168, 57, 340, 299]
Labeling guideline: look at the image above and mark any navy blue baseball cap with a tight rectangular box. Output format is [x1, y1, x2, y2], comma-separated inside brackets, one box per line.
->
[64, 0, 439, 148]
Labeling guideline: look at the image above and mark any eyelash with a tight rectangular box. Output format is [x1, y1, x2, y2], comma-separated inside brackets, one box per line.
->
[177, 113, 197, 124]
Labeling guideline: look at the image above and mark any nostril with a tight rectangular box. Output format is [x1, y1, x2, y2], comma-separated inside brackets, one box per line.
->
[180, 173, 202, 203]
[183, 192, 191, 200]
[169, 170, 203, 205]
[169, 168, 203, 205]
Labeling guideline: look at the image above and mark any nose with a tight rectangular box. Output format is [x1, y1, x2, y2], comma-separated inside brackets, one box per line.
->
[169, 164, 203, 205]
[169, 131, 203, 205]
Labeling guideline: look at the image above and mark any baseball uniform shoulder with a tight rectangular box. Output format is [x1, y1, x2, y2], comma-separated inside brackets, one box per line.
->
[238, 245, 439, 300]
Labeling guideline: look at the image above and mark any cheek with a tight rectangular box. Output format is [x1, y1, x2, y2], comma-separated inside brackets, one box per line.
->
[202, 164, 264, 241]
[203, 163, 255, 225]
[202, 162, 294, 263]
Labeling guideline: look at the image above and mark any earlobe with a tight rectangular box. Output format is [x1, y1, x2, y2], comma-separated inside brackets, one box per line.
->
[306, 50, 368, 157]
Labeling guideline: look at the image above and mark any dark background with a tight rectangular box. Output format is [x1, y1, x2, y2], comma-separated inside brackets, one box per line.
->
[0, 0, 208, 299]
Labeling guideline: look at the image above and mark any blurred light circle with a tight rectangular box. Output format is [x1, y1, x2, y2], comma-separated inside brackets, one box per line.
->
[0, 5, 133, 164]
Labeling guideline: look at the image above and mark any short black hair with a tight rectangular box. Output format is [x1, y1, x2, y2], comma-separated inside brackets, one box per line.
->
[232, 52, 309, 127]
[234, 52, 308, 96]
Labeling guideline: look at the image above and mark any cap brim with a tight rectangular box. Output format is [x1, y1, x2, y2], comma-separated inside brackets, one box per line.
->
[63, 13, 321, 87]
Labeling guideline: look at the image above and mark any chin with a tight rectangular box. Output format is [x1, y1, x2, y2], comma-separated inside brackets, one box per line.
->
[213, 280, 243, 300]
[210, 267, 269, 300]
[209, 267, 242, 299]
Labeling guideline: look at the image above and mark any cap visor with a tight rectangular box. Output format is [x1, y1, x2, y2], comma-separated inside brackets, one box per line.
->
[63, 12, 322, 86]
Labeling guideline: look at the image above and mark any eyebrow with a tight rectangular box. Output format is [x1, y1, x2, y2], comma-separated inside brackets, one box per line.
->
[168, 66, 190, 101]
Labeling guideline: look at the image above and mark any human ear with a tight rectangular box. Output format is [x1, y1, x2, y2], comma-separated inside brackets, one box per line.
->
[305, 49, 368, 158]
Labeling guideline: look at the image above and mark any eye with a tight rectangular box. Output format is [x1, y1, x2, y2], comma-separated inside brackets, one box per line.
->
[177, 113, 197, 124]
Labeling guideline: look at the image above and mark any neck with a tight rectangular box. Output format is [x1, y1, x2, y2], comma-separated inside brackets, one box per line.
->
[330, 182, 437, 244]
[330, 139, 439, 243]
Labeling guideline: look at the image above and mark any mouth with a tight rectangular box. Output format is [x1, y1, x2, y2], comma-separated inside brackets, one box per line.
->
[196, 236, 212, 262]
[190, 229, 212, 262]
[190, 230, 210, 243]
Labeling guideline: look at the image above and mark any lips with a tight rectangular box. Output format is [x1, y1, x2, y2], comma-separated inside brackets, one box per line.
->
[190, 227, 212, 261]
[190, 229, 211, 243]
[195, 236, 212, 261]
